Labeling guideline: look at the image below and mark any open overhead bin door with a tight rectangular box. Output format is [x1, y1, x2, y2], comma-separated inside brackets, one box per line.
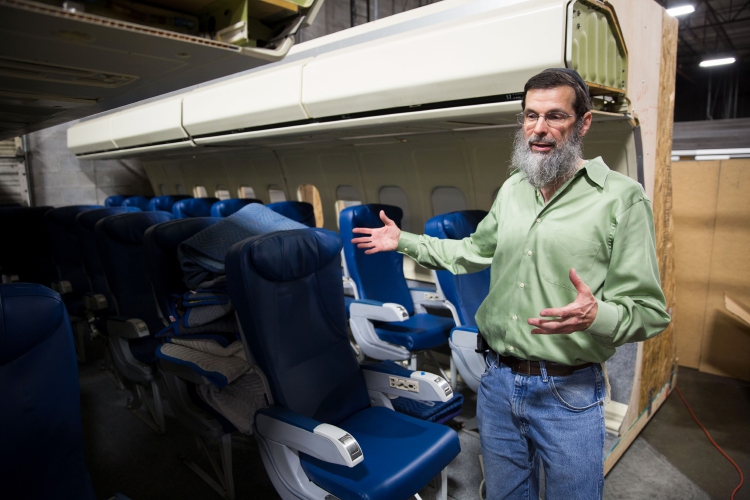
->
[0, 0, 323, 140]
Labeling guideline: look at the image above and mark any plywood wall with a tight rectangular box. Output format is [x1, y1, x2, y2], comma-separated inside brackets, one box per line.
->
[672, 159, 750, 381]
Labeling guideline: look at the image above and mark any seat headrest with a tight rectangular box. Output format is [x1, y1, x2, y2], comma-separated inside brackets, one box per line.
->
[96, 211, 174, 244]
[425, 210, 488, 240]
[0, 284, 65, 365]
[76, 207, 141, 231]
[147, 195, 192, 212]
[172, 198, 219, 218]
[45, 205, 102, 230]
[266, 201, 316, 228]
[342, 203, 403, 229]
[147, 217, 222, 254]
[210, 198, 263, 218]
[248, 229, 342, 282]
[121, 196, 152, 210]
[104, 195, 126, 207]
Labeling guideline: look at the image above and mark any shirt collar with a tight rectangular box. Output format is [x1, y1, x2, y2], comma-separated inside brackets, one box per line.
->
[581, 157, 609, 188]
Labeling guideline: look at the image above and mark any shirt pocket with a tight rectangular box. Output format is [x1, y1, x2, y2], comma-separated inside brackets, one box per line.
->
[541, 230, 602, 291]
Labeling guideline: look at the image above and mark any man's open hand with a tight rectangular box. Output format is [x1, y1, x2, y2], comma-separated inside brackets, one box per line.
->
[351, 210, 401, 254]
[528, 269, 598, 334]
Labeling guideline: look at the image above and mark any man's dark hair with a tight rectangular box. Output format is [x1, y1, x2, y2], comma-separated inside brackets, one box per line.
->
[521, 69, 593, 120]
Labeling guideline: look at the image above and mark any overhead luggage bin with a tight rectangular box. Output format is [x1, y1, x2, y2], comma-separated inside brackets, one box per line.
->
[0, 0, 324, 140]
[110, 98, 189, 151]
[68, 0, 629, 157]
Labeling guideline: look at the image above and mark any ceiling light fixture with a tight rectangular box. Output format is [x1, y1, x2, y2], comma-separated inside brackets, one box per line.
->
[666, 5, 695, 16]
[699, 57, 736, 67]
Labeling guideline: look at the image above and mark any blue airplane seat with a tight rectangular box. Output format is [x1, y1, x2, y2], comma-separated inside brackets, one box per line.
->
[147, 195, 192, 212]
[121, 196, 152, 211]
[144, 217, 239, 498]
[226, 228, 460, 500]
[425, 210, 490, 393]
[172, 198, 219, 219]
[104, 195, 127, 207]
[339, 204, 455, 368]
[0, 283, 97, 500]
[266, 201, 316, 227]
[44, 206, 102, 308]
[95, 210, 174, 433]
[75, 207, 141, 316]
[210, 198, 263, 218]
[0, 205, 57, 285]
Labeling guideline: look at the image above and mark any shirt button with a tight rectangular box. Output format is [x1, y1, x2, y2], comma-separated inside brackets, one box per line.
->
[527, 250, 532, 256]
[404, 248, 408, 251]
[519, 282, 525, 288]
[512, 315, 518, 321]
[536, 218, 541, 224]
[508, 346, 515, 352]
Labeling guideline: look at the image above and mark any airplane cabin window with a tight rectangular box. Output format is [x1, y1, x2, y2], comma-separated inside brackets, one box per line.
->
[176, 184, 188, 195]
[378, 186, 411, 232]
[239, 186, 256, 199]
[159, 184, 169, 195]
[432, 187, 467, 216]
[268, 185, 286, 203]
[335, 200, 362, 229]
[215, 186, 231, 200]
[297, 184, 324, 227]
[193, 185, 208, 198]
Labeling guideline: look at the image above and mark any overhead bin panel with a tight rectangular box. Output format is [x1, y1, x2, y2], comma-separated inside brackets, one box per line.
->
[182, 59, 311, 137]
[111, 98, 187, 149]
[301, 0, 566, 119]
[67, 115, 115, 155]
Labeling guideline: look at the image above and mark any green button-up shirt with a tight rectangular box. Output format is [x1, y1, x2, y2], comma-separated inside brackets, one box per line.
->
[397, 157, 670, 365]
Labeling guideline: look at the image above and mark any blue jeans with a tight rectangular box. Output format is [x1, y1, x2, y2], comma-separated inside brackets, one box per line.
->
[477, 352, 606, 500]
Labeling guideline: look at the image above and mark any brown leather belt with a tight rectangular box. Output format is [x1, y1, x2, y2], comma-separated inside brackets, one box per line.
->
[495, 353, 595, 377]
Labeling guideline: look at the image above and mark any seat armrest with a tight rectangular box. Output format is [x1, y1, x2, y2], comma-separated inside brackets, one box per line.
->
[361, 361, 453, 402]
[255, 406, 363, 468]
[450, 326, 479, 347]
[349, 300, 408, 322]
[83, 292, 108, 311]
[107, 317, 149, 339]
[50, 280, 73, 295]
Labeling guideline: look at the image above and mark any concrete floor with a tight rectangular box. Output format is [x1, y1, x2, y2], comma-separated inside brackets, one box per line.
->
[79, 345, 748, 500]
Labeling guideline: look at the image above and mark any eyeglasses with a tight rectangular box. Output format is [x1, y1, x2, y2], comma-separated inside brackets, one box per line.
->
[516, 111, 576, 127]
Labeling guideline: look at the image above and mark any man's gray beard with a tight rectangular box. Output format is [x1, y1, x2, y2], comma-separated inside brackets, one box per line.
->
[510, 124, 584, 190]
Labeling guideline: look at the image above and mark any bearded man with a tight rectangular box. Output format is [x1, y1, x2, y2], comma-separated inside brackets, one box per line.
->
[351, 68, 670, 500]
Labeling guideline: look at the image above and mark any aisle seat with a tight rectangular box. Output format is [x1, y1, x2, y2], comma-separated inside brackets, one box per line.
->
[210, 198, 263, 218]
[425, 210, 490, 392]
[226, 228, 460, 500]
[0, 284, 97, 500]
[95, 210, 174, 433]
[172, 198, 219, 219]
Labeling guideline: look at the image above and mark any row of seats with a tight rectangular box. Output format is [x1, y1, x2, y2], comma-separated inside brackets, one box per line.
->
[2, 199, 484, 500]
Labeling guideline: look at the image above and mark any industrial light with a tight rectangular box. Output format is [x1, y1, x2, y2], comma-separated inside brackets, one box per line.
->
[699, 57, 736, 67]
[666, 5, 695, 16]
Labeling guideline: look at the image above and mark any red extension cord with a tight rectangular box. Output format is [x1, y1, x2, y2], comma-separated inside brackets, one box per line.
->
[674, 386, 745, 499]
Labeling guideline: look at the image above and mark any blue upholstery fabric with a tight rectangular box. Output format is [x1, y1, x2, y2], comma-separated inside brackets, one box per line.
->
[75, 207, 141, 314]
[339, 204, 414, 313]
[44, 205, 102, 295]
[172, 198, 219, 219]
[299, 407, 460, 500]
[122, 196, 152, 210]
[144, 217, 221, 319]
[227, 229, 370, 423]
[390, 393, 464, 424]
[0, 206, 57, 285]
[0, 284, 97, 500]
[147, 195, 192, 212]
[95, 211, 174, 335]
[210, 198, 263, 218]
[374, 314, 454, 351]
[424, 210, 490, 327]
[266, 201, 316, 227]
[105, 195, 126, 207]
[256, 406, 320, 432]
